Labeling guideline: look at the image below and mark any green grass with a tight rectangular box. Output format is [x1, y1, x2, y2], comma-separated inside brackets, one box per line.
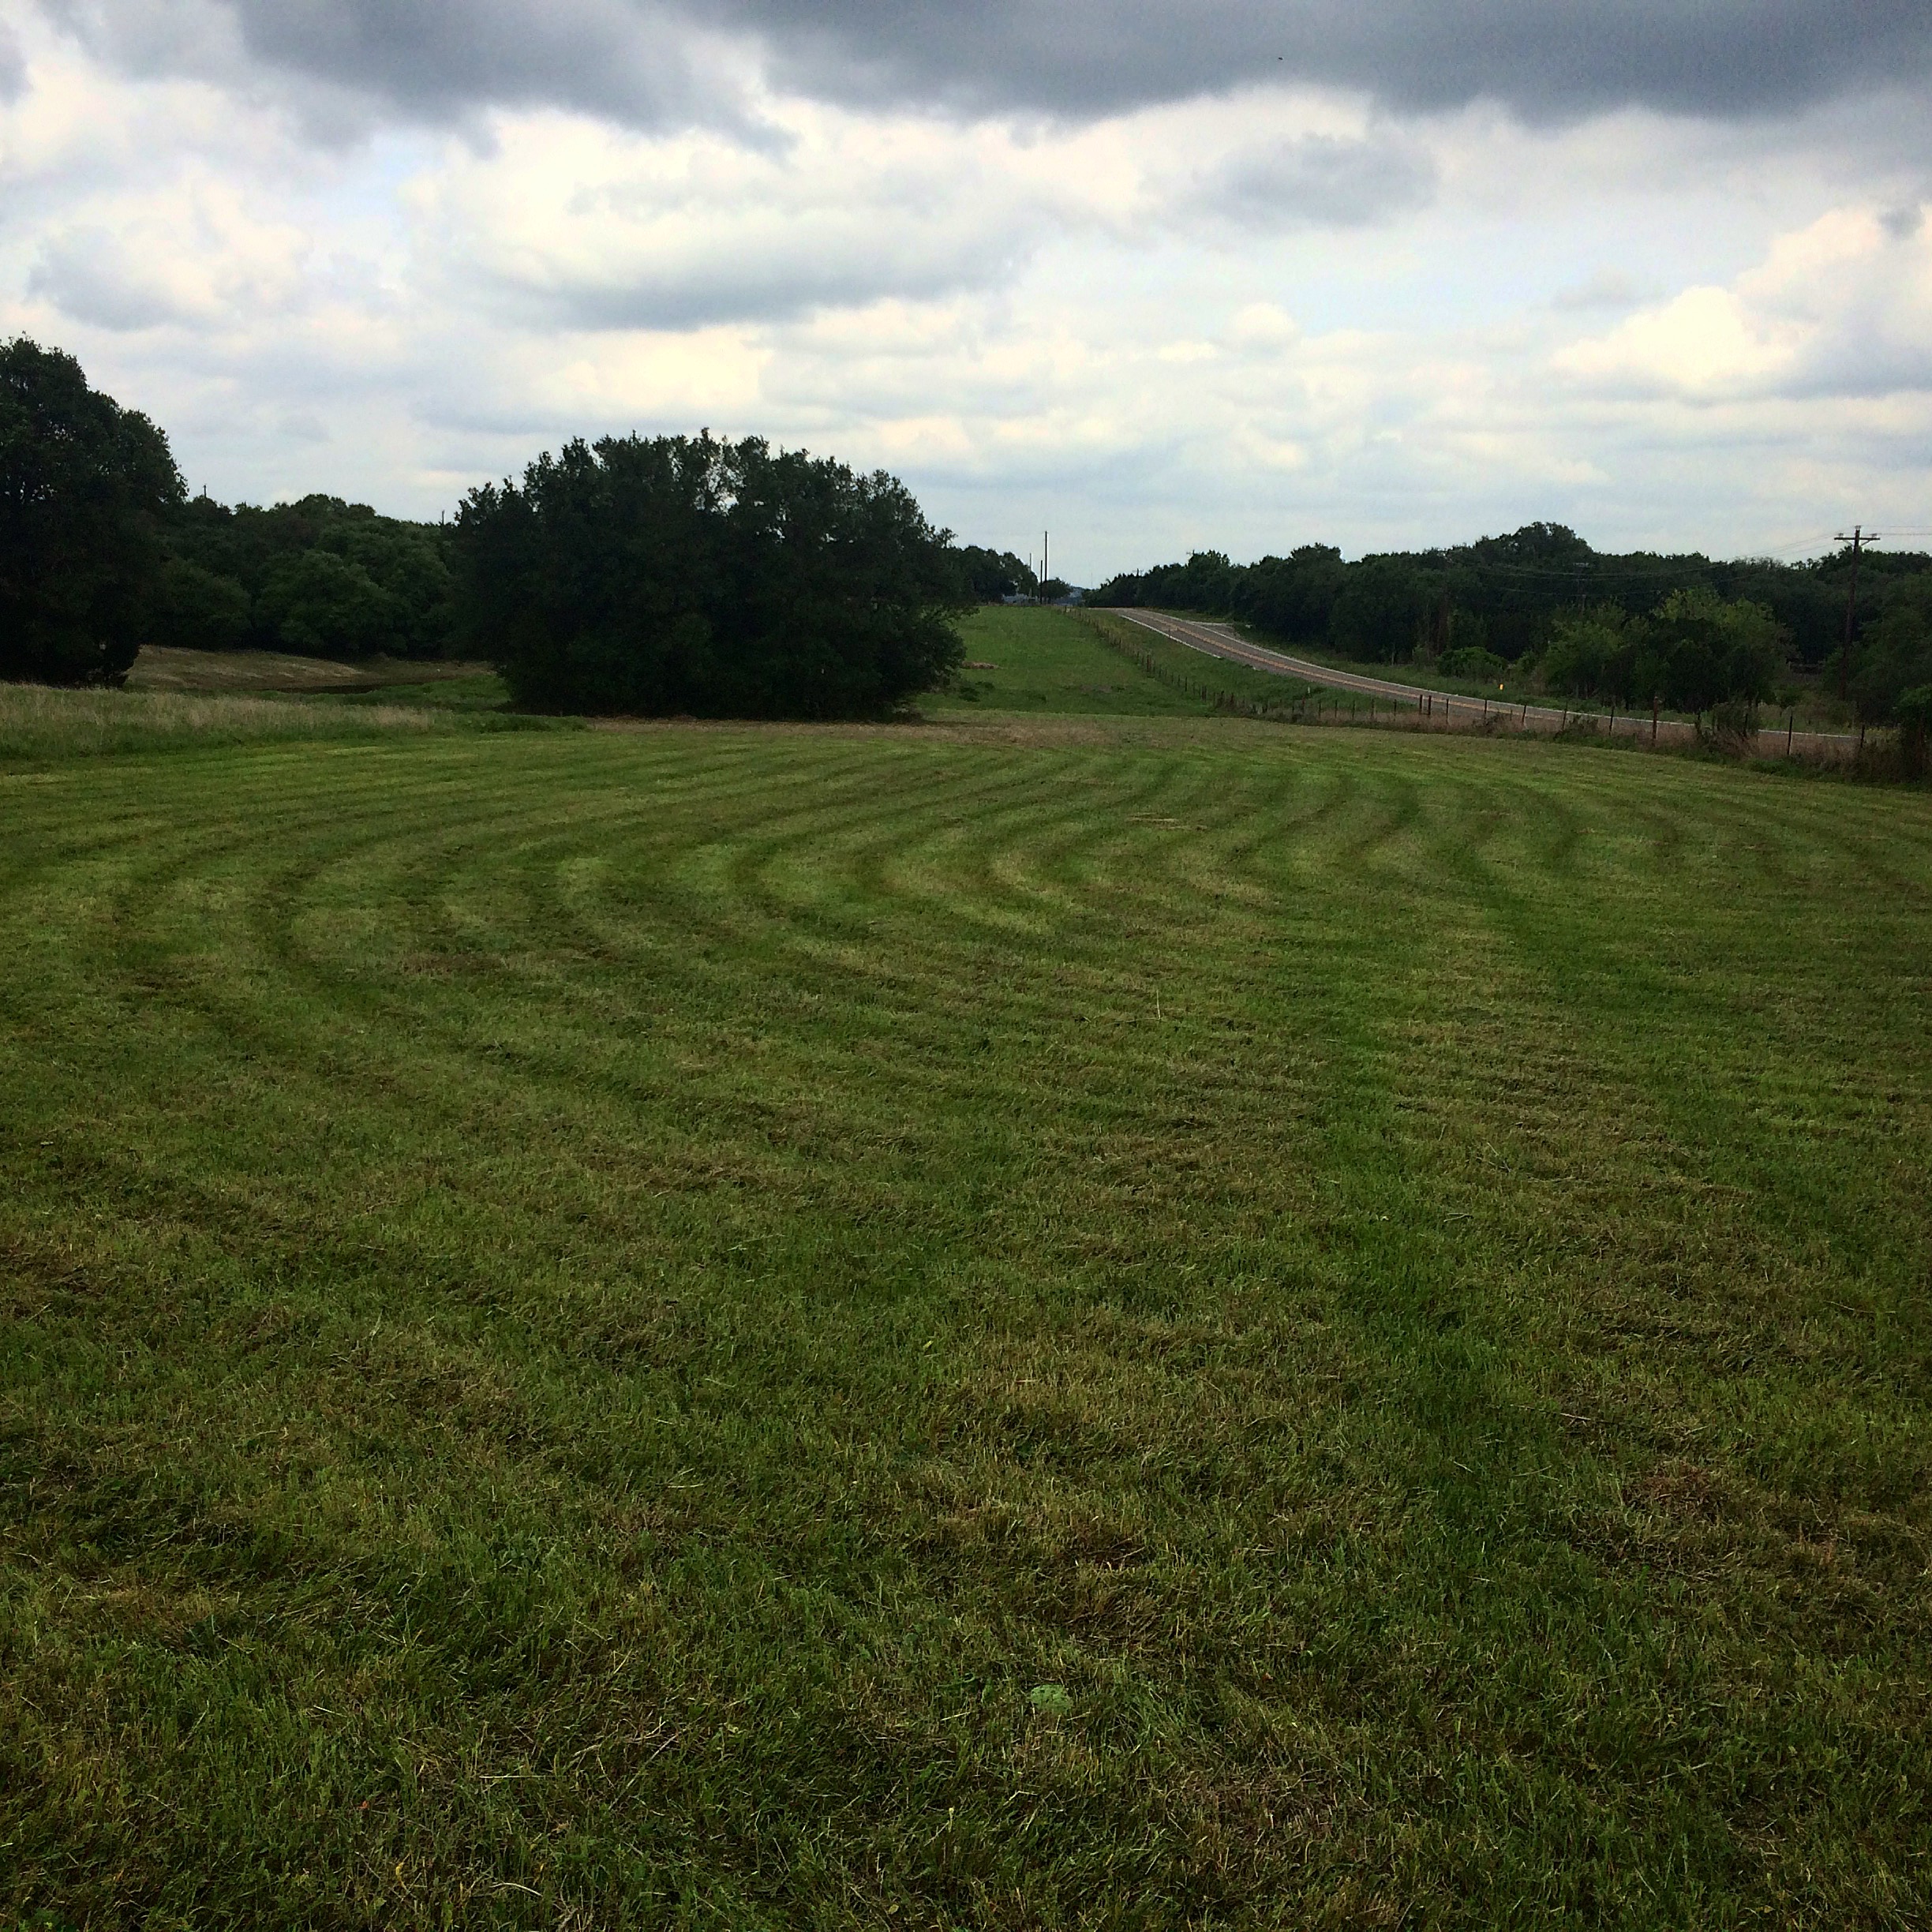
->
[0, 678, 580, 763]
[927, 607, 1321, 721]
[331, 672, 519, 712]
[0, 681, 455, 762]
[1076, 610, 1325, 716]
[3, 683, 1932, 1924]
[927, 606, 1222, 716]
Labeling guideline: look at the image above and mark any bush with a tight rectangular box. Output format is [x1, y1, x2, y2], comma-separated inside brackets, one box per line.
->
[1648, 588, 1786, 720]
[1440, 644, 1506, 681]
[455, 433, 968, 717]
[1543, 606, 1640, 699]
[1852, 594, 1932, 728]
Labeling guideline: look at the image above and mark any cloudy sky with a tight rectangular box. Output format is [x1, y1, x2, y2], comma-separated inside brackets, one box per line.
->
[3, 2, 1930, 579]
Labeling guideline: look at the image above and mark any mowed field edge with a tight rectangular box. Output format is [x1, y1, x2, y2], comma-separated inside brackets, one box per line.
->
[2, 713, 1930, 1926]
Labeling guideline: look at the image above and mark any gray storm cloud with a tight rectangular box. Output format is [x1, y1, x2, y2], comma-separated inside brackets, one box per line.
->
[0, 19, 26, 99]
[41, 0, 1932, 127]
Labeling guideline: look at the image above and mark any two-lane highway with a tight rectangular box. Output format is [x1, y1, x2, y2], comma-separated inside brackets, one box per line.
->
[1105, 608, 1856, 758]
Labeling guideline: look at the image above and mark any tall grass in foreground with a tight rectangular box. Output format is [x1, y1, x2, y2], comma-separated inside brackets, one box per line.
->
[0, 680, 450, 761]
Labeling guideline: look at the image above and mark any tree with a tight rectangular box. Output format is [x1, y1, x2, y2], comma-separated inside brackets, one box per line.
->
[1331, 555, 1435, 662]
[0, 338, 182, 685]
[159, 492, 461, 658]
[1645, 588, 1787, 734]
[149, 556, 251, 652]
[256, 549, 402, 659]
[955, 545, 1037, 601]
[1896, 686, 1932, 780]
[1851, 579, 1932, 728]
[455, 432, 968, 717]
[1542, 605, 1643, 700]
[1234, 545, 1344, 645]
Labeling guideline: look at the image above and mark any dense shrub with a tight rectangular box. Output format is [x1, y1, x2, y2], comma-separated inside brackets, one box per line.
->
[455, 433, 968, 717]
[1440, 644, 1507, 681]
[1542, 606, 1640, 699]
[1895, 685, 1932, 778]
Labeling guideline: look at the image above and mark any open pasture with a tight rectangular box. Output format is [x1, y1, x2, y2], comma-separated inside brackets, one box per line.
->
[2, 707, 1930, 1926]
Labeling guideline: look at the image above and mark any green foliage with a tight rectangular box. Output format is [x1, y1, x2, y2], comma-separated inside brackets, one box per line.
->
[148, 556, 252, 653]
[256, 547, 399, 658]
[3, 719, 1931, 1923]
[1649, 587, 1784, 721]
[1329, 554, 1434, 661]
[1095, 522, 1931, 672]
[163, 493, 459, 660]
[455, 432, 968, 717]
[1440, 642, 1507, 681]
[1542, 605, 1641, 699]
[1896, 684, 1932, 777]
[0, 337, 183, 686]
[1851, 579, 1932, 726]
[1230, 543, 1345, 644]
[953, 544, 1038, 601]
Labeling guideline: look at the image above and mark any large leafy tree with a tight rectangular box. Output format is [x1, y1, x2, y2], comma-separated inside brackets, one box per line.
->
[0, 339, 183, 686]
[955, 545, 1037, 601]
[455, 433, 968, 717]
[1646, 588, 1784, 719]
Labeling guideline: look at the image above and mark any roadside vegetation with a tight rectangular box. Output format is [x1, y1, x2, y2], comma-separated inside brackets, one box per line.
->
[1098, 525, 1932, 752]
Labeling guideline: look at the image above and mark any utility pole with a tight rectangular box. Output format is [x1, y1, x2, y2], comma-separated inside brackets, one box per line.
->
[1043, 530, 1049, 601]
[1835, 525, 1878, 700]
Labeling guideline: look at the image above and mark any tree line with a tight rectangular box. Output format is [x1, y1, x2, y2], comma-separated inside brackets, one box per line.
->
[1095, 522, 1932, 732]
[2, 339, 461, 687]
[2, 339, 968, 714]
[7, 335, 1928, 739]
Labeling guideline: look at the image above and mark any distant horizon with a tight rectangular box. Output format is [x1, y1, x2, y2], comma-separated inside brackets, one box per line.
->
[152, 450, 1912, 581]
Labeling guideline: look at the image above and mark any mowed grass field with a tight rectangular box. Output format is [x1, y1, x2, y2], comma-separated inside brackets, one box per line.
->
[3, 619, 1932, 1926]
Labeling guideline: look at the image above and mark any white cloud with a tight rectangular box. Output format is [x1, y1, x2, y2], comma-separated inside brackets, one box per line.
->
[2, 0, 1930, 576]
[1554, 286, 1807, 395]
[1554, 205, 1932, 402]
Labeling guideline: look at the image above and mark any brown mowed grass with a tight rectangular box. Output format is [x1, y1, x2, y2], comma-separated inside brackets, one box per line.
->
[127, 644, 494, 694]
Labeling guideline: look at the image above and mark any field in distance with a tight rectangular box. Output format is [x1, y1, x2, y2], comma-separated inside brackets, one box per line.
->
[2, 660, 1930, 1923]
[927, 605, 1317, 717]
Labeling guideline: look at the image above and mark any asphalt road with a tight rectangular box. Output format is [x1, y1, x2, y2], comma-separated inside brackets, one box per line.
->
[1105, 608, 1857, 758]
